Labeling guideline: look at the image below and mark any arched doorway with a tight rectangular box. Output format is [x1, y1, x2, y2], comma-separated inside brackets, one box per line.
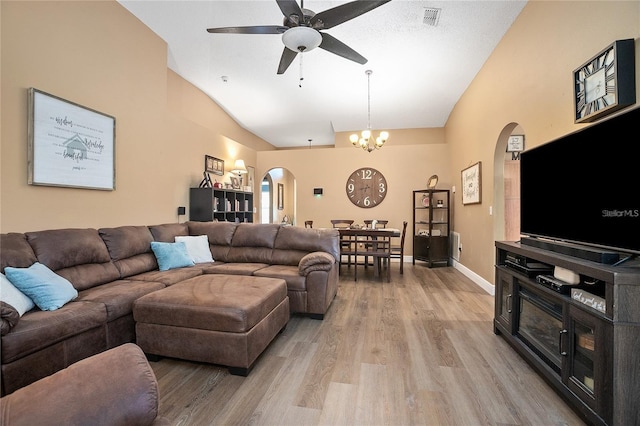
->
[493, 124, 524, 244]
[260, 167, 296, 224]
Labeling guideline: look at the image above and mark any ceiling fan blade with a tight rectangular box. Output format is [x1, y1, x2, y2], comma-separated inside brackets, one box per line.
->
[311, 0, 392, 29]
[319, 33, 367, 64]
[277, 47, 298, 74]
[207, 25, 288, 35]
[276, 0, 303, 24]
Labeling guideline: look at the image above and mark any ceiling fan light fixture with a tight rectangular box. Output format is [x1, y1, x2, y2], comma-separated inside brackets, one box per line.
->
[282, 26, 322, 52]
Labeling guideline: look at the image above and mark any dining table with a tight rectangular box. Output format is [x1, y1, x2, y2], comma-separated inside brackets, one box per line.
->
[337, 227, 400, 281]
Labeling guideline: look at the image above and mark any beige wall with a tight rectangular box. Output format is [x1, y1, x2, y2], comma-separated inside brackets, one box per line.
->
[444, 0, 639, 283]
[1, 0, 271, 233]
[257, 143, 452, 242]
[2, 1, 639, 285]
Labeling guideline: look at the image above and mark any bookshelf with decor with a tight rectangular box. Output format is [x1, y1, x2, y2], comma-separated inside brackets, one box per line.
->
[189, 187, 253, 223]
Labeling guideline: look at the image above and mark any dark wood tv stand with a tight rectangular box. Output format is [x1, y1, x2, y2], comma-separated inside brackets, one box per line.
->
[494, 241, 640, 426]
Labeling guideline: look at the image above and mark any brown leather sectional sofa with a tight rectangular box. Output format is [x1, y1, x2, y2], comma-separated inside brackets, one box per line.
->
[0, 222, 340, 396]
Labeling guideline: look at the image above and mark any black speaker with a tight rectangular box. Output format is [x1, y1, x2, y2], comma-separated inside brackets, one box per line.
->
[313, 188, 323, 195]
[177, 206, 186, 216]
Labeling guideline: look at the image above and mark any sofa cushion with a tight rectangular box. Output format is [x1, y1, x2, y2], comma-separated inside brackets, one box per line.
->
[99, 226, 157, 278]
[4, 263, 78, 311]
[0, 233, 38, 273]
[1, 301, 107, 363]
[76, 280, 165, 321]
[225, 224, 280, 264]
[253, 264, 306, 291]
[150, 242, 194, 271]
[0, 273, 34, 316]
[148, 223, 188, 242]
[175, 235, 214, 263]
[272, 227, 340, 265]
[187, 221, 237, 245]
[25, 229, 120, 291]
[128, 267, 203, 286]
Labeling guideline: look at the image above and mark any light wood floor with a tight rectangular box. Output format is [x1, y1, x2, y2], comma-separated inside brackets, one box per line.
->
[151, 263, 585, 425]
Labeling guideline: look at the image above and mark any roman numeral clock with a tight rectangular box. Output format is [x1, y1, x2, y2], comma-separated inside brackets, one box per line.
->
[574, 39, 636, 123]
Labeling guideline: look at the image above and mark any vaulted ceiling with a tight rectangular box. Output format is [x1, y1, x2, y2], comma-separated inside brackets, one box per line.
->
[119, 0, 527, 148]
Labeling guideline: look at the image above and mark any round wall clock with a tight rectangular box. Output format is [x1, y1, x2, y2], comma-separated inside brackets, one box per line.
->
[573, 39, 636, 123]
[346, 168, 387, 208]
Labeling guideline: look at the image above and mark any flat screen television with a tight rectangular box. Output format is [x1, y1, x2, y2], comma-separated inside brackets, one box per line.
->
[520, 105, 640, 261]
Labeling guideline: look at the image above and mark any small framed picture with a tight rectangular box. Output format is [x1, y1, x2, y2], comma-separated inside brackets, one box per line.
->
[277, 183, 284, 210]
[506, 135, 525, 152]
[461, 161, 482, 205]
[230, 176, 240, 189]
[205, 155, 224, 176]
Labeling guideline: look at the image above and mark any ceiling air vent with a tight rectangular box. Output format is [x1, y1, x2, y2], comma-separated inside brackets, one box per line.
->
[422, 7, 441, 26]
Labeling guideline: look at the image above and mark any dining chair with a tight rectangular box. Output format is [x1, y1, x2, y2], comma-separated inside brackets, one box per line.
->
[390, 221, 408, 274]
[304, 220, 313, 228]
[331, 219, 354, 229]
[362, 220, 388, 267]
[331, 220, 355, 269]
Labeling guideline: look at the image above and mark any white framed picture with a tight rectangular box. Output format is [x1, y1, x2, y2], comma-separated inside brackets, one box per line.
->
[461, 161, 481, 205]
[28, 88, 115, 190]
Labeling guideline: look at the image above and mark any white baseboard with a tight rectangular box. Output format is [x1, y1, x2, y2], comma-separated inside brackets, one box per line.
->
[450, 258, 495, 295]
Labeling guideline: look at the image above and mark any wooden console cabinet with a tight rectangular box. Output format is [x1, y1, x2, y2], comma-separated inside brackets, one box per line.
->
[494, 241, 640, 426]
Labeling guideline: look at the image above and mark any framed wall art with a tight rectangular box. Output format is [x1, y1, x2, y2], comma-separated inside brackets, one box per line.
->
[461, 161, 482, 205]
[246, 166, 255, 192]
[205, 155, 224, 176]
[28, 88, 116, 190]
[277, 183, 284, 210]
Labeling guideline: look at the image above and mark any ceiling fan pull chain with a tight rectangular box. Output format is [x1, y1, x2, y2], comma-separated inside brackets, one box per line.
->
[299, 55, 304, 88]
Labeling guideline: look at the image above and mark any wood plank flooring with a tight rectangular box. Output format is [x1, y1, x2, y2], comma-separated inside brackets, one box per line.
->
[150, 264, 585, 425]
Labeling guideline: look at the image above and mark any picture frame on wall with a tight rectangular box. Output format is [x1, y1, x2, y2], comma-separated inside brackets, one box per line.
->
[277, 183, 284, 210]
[205, 155, 224, 176]
[28, 88, 116, 190]
[461, 161, 482, 205]
[246, 166, 255, 192]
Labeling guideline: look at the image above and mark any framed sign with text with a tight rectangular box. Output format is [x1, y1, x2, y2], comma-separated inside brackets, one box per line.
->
[461, 161, 482, 205]
[28, 88, 116, 190]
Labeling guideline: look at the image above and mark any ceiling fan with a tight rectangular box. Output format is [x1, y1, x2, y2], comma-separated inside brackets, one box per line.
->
[206, 0, 392, 74]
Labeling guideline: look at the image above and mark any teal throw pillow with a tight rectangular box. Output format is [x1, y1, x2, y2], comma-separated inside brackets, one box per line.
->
[4, 263, 78, 311]
[150, 241, 195, 271]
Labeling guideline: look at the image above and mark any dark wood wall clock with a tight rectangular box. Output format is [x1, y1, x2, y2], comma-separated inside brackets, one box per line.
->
[346, 167, 387, 208]
[574, 39, 636, 123]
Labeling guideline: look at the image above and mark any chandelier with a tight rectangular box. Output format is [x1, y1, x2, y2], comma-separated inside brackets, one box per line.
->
[350, 70, 389, 152]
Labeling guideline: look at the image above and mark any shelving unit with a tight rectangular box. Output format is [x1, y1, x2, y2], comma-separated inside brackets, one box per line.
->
[494, 241, 640, 426]
[189, 187, 253, 223]
[412, 189, 450, 267]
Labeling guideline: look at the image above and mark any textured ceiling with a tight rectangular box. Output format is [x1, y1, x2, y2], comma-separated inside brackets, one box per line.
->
[118, 0, 527, 148]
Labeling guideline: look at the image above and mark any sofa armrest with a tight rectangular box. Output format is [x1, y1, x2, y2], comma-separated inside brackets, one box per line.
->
[0, 343, 163, 426]
[298, 251, 335, 276]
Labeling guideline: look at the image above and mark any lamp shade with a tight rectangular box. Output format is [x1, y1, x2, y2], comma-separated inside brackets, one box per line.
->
[231, 159, 247, 174]
[282, 27, 322, 52]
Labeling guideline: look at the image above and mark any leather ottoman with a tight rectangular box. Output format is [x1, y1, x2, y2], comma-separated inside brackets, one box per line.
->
[133, 274, 289, 375]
